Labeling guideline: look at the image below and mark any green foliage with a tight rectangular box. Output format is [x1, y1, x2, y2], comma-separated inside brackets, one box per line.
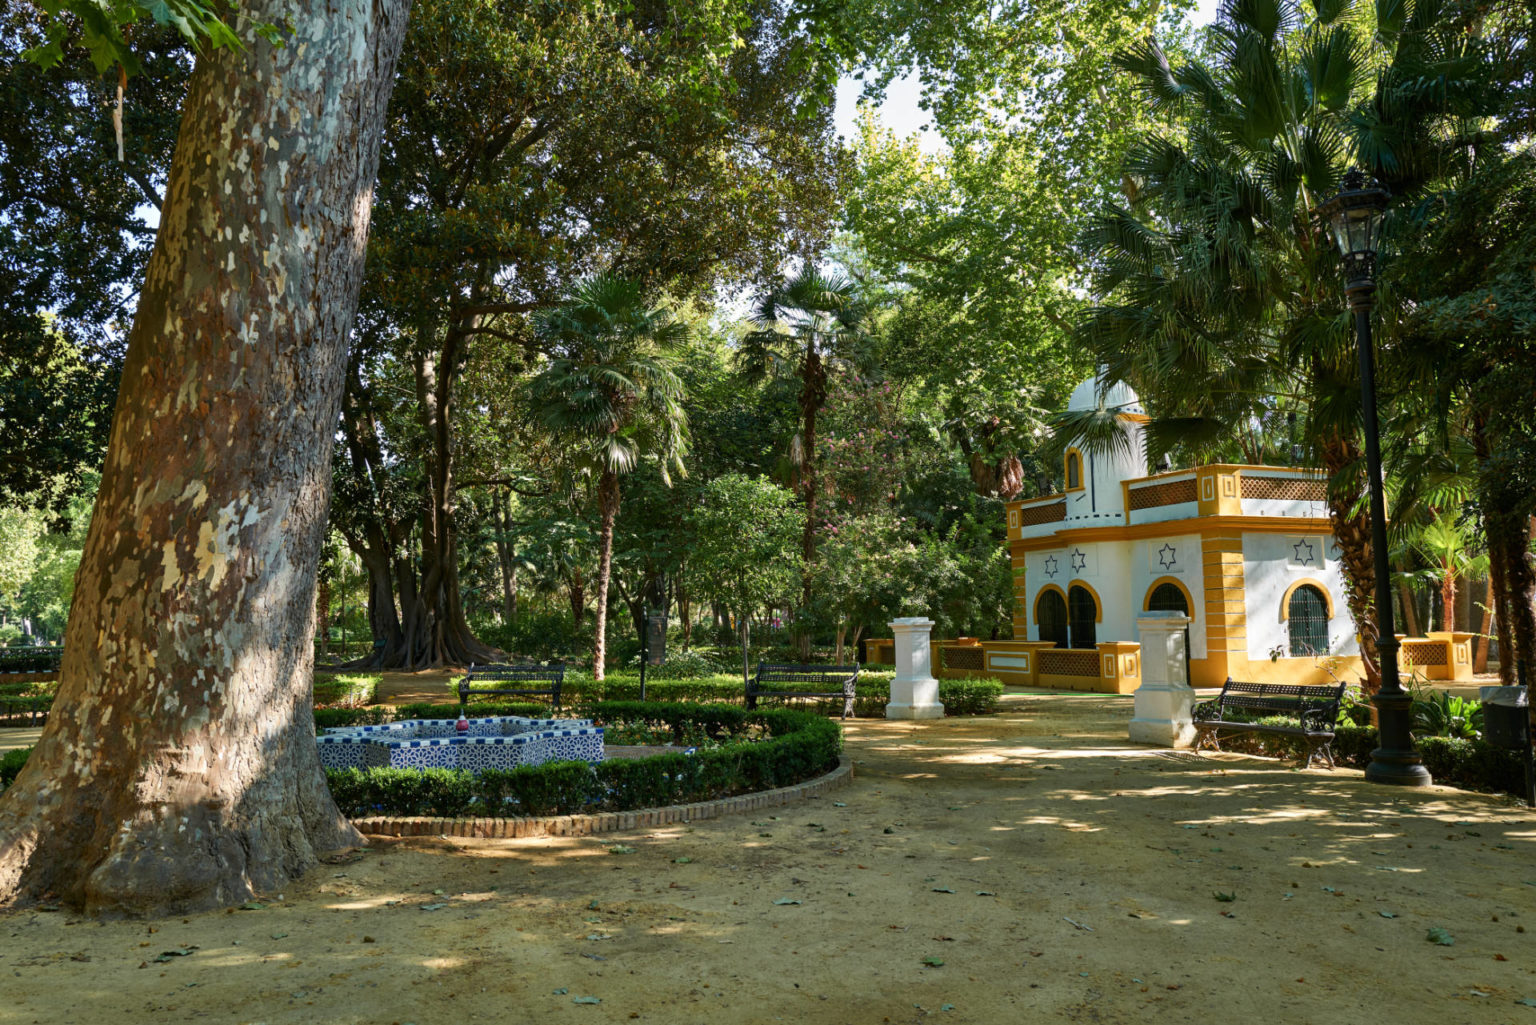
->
[635, 649, 728, 680]
[0, 745, 31, 787]
[312, 706, 392, 730]
[324, 702, 843, 817]
[461, 670, 1001, 717]
[1410, 689, 1484, 740]
[312, 673, 381, 708]
[0, 648, 63, 673]
[1213, 722, 1529, 797]
[24, 0, 239, 75]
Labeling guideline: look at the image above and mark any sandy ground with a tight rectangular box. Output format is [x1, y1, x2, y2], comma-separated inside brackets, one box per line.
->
[2, 690, 1535, 1025]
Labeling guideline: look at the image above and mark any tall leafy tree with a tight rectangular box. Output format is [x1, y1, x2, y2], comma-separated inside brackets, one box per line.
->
[1075, 0, 1502, 688]
[331, 0, 843, 667]
[523, 277, 689, 681]
[739, 269, 868, 643]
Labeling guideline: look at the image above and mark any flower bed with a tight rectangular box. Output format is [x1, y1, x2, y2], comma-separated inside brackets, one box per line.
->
[324, 701, 841, 818]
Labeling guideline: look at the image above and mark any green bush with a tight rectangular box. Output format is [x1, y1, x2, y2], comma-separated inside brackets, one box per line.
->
[1209, 720, 1530, 798]
[630, 649, 728, 680]
[460, 669, 999, 717]
[1, 746, 31, 788]
[396, 701, 552, 720]
[313, 706, 393, 730]
[324, 701, 843, 818]
[0, 648, 62, 674]
[313, 673, 381, 707]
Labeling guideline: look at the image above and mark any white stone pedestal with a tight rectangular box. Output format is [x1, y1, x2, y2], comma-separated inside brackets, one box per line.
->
[1128, 611, 1196, 748]
[886, 617, 945, 719]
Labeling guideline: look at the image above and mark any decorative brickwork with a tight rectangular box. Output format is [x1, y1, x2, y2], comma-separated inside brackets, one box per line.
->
[1240, 476, 1326, 502]
[1128, 477, 1198, 510]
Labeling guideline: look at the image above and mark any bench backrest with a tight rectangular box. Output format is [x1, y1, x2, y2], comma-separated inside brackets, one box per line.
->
[751, 662, 859, 688]
[465, 662, 564, 685]
[1217, 679, 1344, 719]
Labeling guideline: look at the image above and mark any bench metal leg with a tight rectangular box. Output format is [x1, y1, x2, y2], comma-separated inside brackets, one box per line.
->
[1303, 740, 1335, 771]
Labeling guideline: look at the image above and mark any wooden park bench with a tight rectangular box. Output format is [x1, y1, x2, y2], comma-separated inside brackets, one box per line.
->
[1193, 679, 1347, 769]
[458, 662, 566, 711]
[746, 662, 859, 719]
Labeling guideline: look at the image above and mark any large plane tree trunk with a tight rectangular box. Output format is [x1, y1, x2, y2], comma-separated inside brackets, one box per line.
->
[0, 0, 412, 915]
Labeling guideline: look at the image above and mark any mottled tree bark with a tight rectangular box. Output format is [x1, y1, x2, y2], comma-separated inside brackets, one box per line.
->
[592, 468, 620, 682]
[0, 0, 412, 914]
[795, 341, 826, 659]
[1318, 434, 1380, 692]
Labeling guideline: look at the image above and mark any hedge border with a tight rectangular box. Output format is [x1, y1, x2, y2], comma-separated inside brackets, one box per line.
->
[349, 755, 853, 838]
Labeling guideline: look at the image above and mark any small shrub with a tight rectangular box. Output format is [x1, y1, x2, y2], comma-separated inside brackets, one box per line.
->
[313, 673, 381, 707]
[313, 706, 392, 730]
[1, 746, 31, 788]
[325, 700, 843, 818]
[632, 649, 727, 680]
[1410, 689, 1483, 739]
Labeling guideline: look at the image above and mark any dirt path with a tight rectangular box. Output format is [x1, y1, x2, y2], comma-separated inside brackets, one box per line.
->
[2, 692, 1533, 1024]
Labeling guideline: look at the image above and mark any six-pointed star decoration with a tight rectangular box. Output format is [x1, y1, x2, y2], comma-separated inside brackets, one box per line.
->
[1070, 548, 1087, 572]
[1293, 539, 1316, 566]
[1043, 555, 1060, 578]
[1157, 543, 1178, 570]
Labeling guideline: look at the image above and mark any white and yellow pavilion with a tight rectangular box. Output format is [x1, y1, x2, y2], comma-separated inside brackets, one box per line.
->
[986, 377, 1365, 692]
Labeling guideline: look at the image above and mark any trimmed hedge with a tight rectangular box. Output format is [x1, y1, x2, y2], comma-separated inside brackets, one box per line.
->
[325, 701, 842, 818]
[460, 671, 1003, 717]
[1210, 718, 1530, 797]
[0, 648, 62, 674]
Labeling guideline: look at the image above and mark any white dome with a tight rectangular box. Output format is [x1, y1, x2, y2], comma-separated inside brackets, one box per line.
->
[1067, 374, 1144, 416]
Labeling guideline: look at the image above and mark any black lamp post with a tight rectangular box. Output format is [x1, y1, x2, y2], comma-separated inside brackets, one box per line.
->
[1317, 168, 1430, 787]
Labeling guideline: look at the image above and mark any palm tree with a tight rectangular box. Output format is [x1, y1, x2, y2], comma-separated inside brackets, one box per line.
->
[738, 269, 868, 650]
[1076, 0, 1498, 689]
[524, 275, 688, 681]
[1410, 511, 1489, 633]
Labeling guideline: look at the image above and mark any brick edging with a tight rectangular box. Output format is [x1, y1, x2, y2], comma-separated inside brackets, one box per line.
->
[350, 756, 854, 839]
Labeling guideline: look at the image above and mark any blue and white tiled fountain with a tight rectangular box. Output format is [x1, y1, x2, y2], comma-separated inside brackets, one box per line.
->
[317, 716, 604, 772]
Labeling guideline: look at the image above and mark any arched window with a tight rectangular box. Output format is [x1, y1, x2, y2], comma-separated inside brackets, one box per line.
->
[1068, 585, 1098, 649]
[1287, 584, 1330, 656]
[1065, 450, 1083, 490]
[1147, 582, 1190, 616]
[1036, 589, 1068, 648]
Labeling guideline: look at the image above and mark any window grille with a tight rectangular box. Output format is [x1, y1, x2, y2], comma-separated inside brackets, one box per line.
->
[1068, 585, 1098, 649]
[1036, 590, 1069, 648]
[1147, 582, 1189, 615]
[1287, 585, 1330, 656]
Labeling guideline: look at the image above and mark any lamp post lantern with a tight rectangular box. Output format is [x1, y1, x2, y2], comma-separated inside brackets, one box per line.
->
[1317, 168, 1431, 786]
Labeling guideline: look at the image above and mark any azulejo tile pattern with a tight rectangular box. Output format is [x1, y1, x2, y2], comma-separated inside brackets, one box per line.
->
[317, 716, 604, 773]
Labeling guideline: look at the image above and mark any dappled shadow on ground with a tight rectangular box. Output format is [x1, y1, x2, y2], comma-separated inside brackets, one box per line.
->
[1, 690, 1533, 1024]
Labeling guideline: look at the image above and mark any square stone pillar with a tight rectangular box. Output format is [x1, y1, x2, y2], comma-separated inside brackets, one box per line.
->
[887, 617, 945, 719]
[1128, 611, 1196, 748]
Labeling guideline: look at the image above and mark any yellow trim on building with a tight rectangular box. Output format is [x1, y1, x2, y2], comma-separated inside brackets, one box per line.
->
[1063, 447, 1085, 492]
[1008, 514, 1335, 552]
[1067, 579, 1104, 623]
[1032, 583, 1067, 627]
[1142, 575, 1196, 614]
[1278, 578, 1335, 620]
